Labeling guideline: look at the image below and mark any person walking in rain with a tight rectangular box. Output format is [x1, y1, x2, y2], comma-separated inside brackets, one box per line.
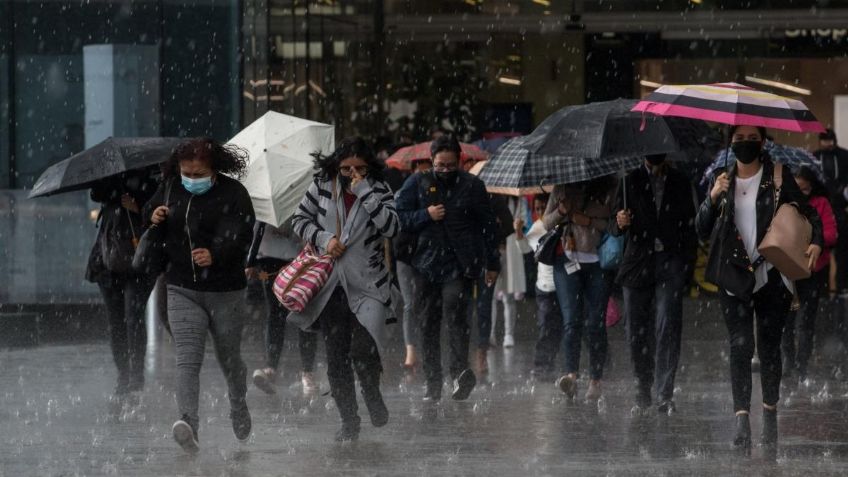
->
[544, 175, 616, 402]
[86, 168, 159, 399]
[611, 153, 697, 415]
[813, 129, 848, 295]
[289, 137, 399, 442]
[697, 125, 822, 449]
[395, 135, 500, 402]
[525, 194, 563, 377]
[144, 138, 256, 453]
[782, 166, 838, 384]
[246, 220, 320, 395]
[396, 157, 432, 373]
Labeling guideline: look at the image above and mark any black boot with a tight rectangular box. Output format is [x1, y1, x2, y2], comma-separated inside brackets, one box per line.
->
[360, 376, 389, 427]
[733, 413, 752, 449]
[335, 416, 361, 442]
[762, 408, 778, 446]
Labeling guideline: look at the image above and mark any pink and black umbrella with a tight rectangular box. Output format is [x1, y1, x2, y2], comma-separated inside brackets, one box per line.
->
[632, 82, 825, 134]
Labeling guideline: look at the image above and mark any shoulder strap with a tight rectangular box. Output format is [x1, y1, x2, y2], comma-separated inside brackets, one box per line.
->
[773, 162, 783, 191]
[332, 177, 341, 237]
[164, 177, 174, 206]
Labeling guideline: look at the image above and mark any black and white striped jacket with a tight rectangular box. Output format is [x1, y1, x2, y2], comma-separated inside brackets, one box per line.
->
[289, 175, 399, 336]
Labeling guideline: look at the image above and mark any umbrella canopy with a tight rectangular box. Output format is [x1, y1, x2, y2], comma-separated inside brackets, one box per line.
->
[632, 82, 825, 133]
[386, 141, 488, 171]
[227, 111, 334, 227]
[29, 137, 182, 198]
[477, 99, 689, 195]
[701, 140, 825, 186]
[473, 136, 515, 154]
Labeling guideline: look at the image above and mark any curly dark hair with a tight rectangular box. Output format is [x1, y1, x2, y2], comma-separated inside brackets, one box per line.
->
[164, 137, 249, 179]
[312, 136, 385, 182]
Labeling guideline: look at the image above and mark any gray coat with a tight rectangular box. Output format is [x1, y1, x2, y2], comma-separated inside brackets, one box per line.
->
[288, 175, 400, 355]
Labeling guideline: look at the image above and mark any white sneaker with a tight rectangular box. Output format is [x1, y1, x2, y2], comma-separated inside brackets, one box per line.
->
[172, 419, 199, 454]
[302, 372, 319, 394]
[503, 334, 515, 348]
[252, 368, 276, 395]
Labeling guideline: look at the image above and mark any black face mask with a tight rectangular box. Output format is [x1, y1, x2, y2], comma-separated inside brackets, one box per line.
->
[646, 154, 666, 166]
[435, 170, 458, 184]
[731, 141, 762, 165]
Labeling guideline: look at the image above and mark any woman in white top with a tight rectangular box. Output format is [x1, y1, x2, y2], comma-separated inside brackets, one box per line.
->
[696, 125, 823, 450]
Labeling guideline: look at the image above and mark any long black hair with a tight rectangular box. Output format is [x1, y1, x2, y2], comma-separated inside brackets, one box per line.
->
[164, 137, 249, 179]
[796, 166, 828, 198]
[312, 136, 386, 182]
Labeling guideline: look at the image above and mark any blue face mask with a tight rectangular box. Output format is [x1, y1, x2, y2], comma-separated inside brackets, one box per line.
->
[181, 175, 213, 195]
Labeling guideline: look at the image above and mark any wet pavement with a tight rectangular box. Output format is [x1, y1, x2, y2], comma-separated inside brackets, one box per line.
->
[3, 297, 848, 476]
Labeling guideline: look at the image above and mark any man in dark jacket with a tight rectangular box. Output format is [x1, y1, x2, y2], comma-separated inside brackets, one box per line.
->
[395, 135, 501, 402]
[611, 154, 698, 414]
[814, 129, 848, 292]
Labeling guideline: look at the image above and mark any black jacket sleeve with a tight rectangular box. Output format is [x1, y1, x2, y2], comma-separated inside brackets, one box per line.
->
[470, 179, 501, 272]
[695, 173, 721, 242]
[209, 184, 256, 267]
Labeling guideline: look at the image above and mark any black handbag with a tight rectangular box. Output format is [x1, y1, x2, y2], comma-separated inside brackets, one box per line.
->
[132, 180, 173, 276]
[534, 224, 563, 266]
[101, 205, 139, 274]
[704, 202, 756, 300]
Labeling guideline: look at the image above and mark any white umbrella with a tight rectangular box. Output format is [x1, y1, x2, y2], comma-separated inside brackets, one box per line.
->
[228, 111, 334, 227]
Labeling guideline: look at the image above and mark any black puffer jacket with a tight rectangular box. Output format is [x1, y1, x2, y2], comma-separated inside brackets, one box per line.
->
[142, 174, 255, 292]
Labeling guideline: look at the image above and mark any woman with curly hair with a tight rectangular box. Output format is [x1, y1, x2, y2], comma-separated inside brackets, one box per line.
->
[142, 137, 256, 453]
[289, 136, 399, 442]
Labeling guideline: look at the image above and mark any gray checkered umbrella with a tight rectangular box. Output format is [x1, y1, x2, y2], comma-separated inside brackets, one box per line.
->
[478, 99, 687, 195]
[477, 137, 645, 196]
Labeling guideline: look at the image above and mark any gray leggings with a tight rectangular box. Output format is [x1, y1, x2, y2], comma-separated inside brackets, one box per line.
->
[167, 285, 247, 432]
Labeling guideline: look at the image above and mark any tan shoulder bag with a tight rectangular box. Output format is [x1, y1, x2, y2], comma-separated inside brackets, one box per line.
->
[757, 163, 813, 280]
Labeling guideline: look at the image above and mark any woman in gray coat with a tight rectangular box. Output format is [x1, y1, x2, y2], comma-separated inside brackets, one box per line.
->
[290, 137, 400, 442]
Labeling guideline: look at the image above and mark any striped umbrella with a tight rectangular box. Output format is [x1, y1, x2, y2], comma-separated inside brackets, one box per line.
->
[632, 82, 825, 134]
[385, 141, 488, 170]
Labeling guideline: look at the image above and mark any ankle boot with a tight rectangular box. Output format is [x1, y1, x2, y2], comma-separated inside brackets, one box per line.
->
[762, 408, 778, 445]
[358, 369, 389, 428]
[335, 417, 361, 442]
[733, 413, 752, 449]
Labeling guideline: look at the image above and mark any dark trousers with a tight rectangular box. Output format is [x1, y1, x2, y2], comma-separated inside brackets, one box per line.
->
[319, 287, 383, 425]
[553, 258, 609, 380]
[257, 258, 318, 372]
[470, 276, 495, 350]
[98, 274, 156, 391]
[533, 289, 562, 371]
[623, 254, 686, 402]
[720, 269, 792, 412]
[783, 267, 827, 376]
[420, 277, 473, 386]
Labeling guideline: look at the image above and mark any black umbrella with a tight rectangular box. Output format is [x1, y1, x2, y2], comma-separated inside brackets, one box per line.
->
[479, 99, 714, 195]
[521, 98, 705, 158]
[29, 137, 182, 198]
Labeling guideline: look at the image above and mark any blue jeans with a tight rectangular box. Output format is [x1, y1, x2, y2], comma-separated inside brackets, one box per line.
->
[553, 257, 609, 380]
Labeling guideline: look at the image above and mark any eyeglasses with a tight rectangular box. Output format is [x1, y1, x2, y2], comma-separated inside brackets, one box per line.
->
[433, 163, 458, 172]
[339, 165, 369, 176]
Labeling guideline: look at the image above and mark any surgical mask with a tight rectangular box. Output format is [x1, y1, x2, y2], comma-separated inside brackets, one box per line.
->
[435, 170, 458, 184]
[646, 154, 666, 166]
[181, 175, 213, 195]
[731, 141, 762, 165]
